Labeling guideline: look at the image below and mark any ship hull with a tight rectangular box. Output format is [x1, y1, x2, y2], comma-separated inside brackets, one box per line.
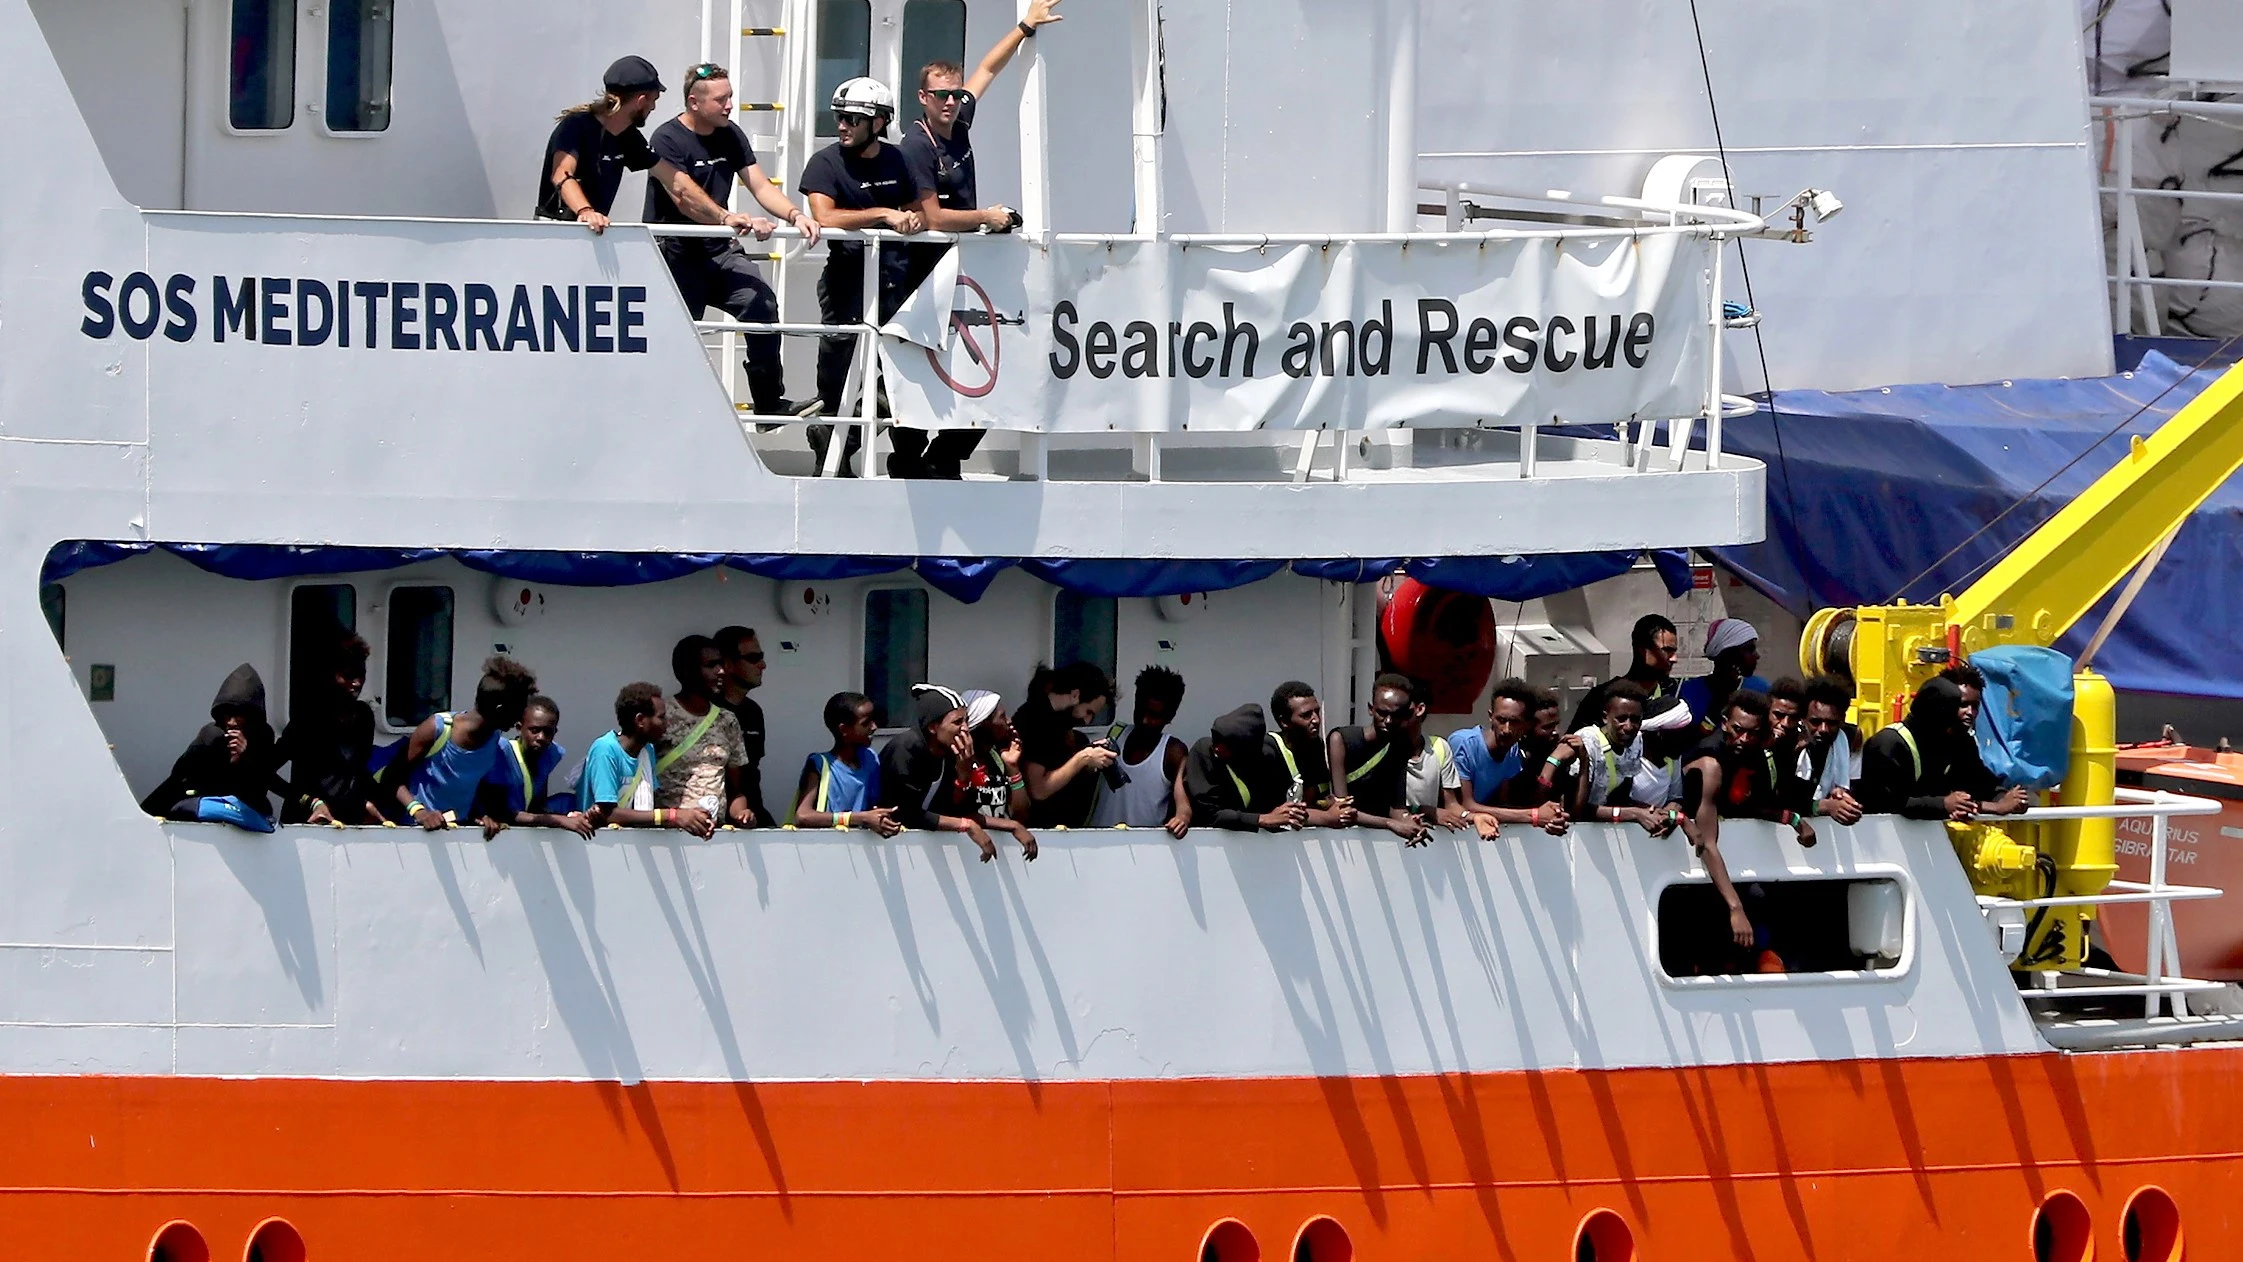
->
[9, 1047, 2237, 1261]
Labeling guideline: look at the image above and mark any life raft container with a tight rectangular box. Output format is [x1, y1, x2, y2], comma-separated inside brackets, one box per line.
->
[1378, 577, 1496, 715]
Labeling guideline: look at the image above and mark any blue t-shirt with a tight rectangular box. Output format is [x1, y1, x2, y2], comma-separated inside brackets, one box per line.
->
[1448, 725, 1525, 802]
[491, 738, 567, 814]
[797, 747, 881, 818]
[407, 713, 507, 817]
[1678, 676, 1771, 735]
[579, 731, 651, 809]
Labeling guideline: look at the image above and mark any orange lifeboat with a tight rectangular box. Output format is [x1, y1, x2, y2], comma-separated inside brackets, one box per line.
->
[1378, 577, 1495, 715]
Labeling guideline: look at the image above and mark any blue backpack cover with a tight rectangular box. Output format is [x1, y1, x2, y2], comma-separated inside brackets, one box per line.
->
[1971, 644, 2075, 791]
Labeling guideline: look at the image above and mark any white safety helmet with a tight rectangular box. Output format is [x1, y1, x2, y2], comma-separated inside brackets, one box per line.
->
[831, 76, 896, 133]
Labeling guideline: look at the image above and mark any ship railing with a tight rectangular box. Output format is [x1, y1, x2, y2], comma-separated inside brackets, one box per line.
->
[1992, 787, 2225, 1021]
[649, 174, 1766, 481]
[2092, 92, 2243, 336]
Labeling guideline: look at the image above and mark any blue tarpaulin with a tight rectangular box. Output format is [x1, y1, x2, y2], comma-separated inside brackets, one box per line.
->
[1710, 350, 2243, 700]
[44, 542, 1692, 604]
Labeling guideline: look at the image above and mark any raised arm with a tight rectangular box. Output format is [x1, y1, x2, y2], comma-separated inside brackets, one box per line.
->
[965, 0, 1063, 98]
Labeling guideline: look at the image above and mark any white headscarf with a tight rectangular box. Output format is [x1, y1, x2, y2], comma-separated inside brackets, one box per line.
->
[1704, 617, 1759, 660]
[1640, 697, 1696, 732]
[960, 689, 1002, 729]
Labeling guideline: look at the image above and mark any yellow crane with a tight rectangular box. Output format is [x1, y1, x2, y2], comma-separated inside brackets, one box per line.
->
[1798, 359, 2243, 969]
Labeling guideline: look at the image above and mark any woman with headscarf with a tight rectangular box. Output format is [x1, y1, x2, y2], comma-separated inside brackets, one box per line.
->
[961, 689, 1030, 822]
[878, 684, 1038, 861]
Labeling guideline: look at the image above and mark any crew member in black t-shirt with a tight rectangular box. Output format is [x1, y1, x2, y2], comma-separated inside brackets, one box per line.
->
[646, 63, 823, 417]
[1328, 674, 1431, 845]
[801, 77, 925, 475]
[882, 2, 1059, 477]
[536, 55, 766, 240]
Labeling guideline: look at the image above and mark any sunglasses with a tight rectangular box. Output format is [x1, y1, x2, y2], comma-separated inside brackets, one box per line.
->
[686, 62, 725, 85]
[921, 88, 968, 102]
[736, 652, 766, 665]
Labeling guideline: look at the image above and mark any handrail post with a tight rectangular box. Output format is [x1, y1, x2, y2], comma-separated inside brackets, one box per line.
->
[1704, 236, 1725, 470]
[2146, 792, 2172, 1017]
[2113, 108, 2136, 336]
[861, 230, 881, 479]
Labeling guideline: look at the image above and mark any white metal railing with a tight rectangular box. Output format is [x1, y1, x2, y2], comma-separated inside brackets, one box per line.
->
[2093, 93, 2243, 335]
[654, 222, 966, 478]
[654, 173, 1784, 481]
[1419, 178, 1787, 478]
[1990, 787, 2225, 1020]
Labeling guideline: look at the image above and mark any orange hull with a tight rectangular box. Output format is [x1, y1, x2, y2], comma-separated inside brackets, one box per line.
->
[7, 1049, 2239, 1261]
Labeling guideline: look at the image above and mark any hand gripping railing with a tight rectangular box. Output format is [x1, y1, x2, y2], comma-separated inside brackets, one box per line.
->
[1997, 787, 2225, 1018]
[650, 222, 965, 478]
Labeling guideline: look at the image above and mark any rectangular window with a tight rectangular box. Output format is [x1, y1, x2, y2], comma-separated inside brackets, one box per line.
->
[228, 0, 297, 130]
[289, 584, 357, 726]
[1657, 877, 1905, 979]
[816, 0, 873, 138]
[900, 0, 968, 127]
[1053, 592, 1117, 725]
[325, 0, 395, 133]
[864, 588, 930, 728]
[384, 585, 453, 729]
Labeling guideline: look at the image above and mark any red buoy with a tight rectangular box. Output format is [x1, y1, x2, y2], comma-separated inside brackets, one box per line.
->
[1379, 578, 1496, 715]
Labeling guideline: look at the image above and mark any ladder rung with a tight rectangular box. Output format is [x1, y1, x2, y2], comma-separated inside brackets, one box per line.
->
[737, 102, 784, 112]
[741, 26, 786, 36]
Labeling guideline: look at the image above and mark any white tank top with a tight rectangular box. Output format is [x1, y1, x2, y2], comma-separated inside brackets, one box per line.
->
[1091, 724, 1179, 828]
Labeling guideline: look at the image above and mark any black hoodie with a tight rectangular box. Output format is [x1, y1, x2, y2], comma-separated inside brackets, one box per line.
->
[141, 664, 285, 821]
[1856, 677, 2000, 819]
[276, 691, 378, 825]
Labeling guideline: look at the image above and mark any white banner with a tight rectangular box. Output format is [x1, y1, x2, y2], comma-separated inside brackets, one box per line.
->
[880, 232, 1712, 433]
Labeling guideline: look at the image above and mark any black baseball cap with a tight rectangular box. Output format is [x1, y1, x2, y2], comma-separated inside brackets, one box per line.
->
[603, 55, 665, 94]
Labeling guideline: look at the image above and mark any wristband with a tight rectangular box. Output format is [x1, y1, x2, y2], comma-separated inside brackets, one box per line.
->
[837, 812, 852, 829]
[654, 808, 666, 826]
[1019, 20, 1036, 38]
[408, 800, 428, 816]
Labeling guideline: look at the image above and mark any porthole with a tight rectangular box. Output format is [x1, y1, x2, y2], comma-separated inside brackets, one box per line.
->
[2122, 1186, 2182, 1262]
[1574, 1209, 1635, 1262]
[244, 1217, 306, 1262]
[2033, 1191, 2092, 1262]
[1199, 1217, 1260, 1262]
[149, 1222, 210, 1262]
[1291, 1215, 1352, 1262]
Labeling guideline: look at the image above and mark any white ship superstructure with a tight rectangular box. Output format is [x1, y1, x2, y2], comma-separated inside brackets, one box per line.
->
[2, 3, 2237, 1261]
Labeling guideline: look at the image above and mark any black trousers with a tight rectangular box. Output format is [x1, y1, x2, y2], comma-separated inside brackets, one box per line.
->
[813, 253, 985, 479]
[663, 240, 787, 412]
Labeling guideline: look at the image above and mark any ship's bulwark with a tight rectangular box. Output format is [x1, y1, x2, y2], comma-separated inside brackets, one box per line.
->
[3, 1051, 2237, 1259]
